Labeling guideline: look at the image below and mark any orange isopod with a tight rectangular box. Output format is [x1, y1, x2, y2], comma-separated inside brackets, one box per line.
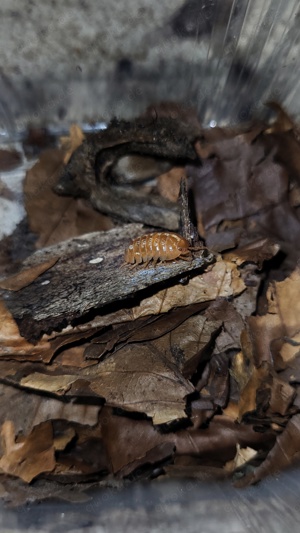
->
[124, 232, 193, 267]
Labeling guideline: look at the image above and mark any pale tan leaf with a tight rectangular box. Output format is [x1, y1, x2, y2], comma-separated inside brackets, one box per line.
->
[60, 124, 85, 165]
[0, 301, 51, 361]
[132, 261, 245, 319]
[224, 444, 257, 472]
[20, 373, 78, 394]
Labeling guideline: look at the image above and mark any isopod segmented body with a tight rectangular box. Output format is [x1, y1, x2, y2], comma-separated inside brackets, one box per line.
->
[124, 232, 192, 266]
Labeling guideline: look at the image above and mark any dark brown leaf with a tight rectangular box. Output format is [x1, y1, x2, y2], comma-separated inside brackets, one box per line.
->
[0, 150, 22, 171]
[99, 408, 275, 476]
[24, 148, 112, 249]
[189, 135, 288, 230]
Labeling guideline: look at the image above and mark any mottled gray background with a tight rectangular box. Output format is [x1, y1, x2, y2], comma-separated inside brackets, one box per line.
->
[1, 0, 300, 137]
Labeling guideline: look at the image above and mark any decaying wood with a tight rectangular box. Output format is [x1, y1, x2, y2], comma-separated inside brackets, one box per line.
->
[179, 176, 199, 245]
[54, 117, 201, 230]
[0, 224, 215, 342]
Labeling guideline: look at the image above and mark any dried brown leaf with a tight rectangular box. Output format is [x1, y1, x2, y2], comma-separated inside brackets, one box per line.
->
[99, 409, 274, 475]
[238, 414, 300, 486]
[243, 269, 300, 370]
[265, 102, 295, 134]
[24, 148, 112, 249]
[233, 338, 296, 422]
[53, 421, 110, 478]
[87, 344, 194, 425]
[132, 260, 245, 319]
[0, 300, 53, 361]
[205, 299, 245, 354]
[0, 421, 55, 483]
[0, 383, 100, 439]
[10, 343, 194, 425]
[84, 305, 207, 361]
[154, 314, 221, 378]
[53, 426, 76, 451]
[189, 135, 288, 230]
[197, 353, 230, 409]
[157, 167, 186, 202]
[223, 239, 280, 268]
[280, 333, 300, 363]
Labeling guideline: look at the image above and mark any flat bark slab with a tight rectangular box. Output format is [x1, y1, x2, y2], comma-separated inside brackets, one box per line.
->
[0, 224, 214, 341]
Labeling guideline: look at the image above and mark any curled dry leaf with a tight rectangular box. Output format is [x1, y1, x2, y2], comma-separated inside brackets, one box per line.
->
[204, 299, 245, 355]
[84, 305, 205, 360]
[223, 239, 280, 268]
[245, 269, 300, 368]
[237, 414, 300, 486]
[0, 384, 100, 441]
[232, 337, 296, 423]
[0, 299, 97, 364]
[196, 353, 230, 409]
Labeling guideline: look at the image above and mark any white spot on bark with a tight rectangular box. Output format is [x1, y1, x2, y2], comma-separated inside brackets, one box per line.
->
[89, 257, 104, 264]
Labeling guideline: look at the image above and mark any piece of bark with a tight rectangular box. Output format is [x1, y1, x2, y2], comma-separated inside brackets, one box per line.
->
[179, 177, 199, 245]
[0, 257, 59, 291]
[0, 224, 215, 342]
[55, 117, 200, 230]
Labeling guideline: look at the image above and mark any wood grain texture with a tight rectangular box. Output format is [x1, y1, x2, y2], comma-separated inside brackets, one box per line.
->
[0, 224, 214, 342]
